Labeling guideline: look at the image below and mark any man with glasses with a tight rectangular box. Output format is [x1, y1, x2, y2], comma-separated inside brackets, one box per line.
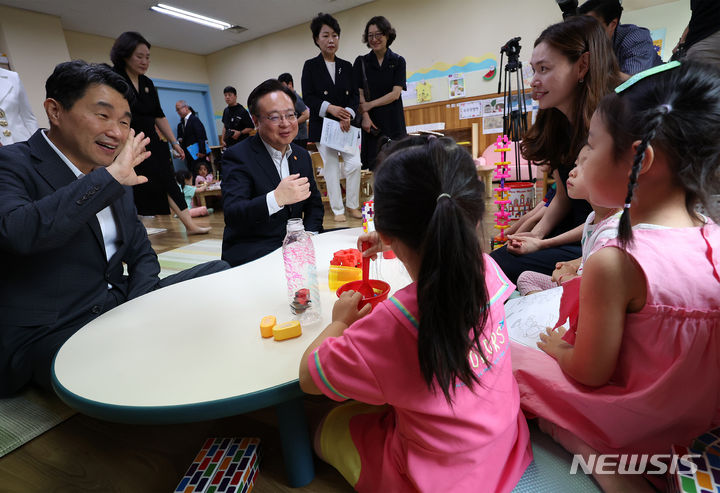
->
[220, 79, 324, 267]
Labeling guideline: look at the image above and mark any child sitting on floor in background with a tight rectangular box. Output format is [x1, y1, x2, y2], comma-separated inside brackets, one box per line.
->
[515, 147, 620, 295]
[299, 136, 532, 492]
[513, 61, 720, 492]
[194, 162, 214, 186]
[175, 170, 211, 217]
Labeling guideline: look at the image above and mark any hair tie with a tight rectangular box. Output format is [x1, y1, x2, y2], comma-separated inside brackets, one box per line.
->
[623, 203, 632, 209]
[437, 193, 451, 202]
[659, 103, 672, 114]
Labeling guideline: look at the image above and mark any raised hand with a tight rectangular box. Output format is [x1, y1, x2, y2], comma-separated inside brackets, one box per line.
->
[107, 129, 151, 186]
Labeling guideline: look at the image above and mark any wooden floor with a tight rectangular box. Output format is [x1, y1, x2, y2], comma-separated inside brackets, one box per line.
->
[0, 195, 509, 492]
[0, 203, 362, 493]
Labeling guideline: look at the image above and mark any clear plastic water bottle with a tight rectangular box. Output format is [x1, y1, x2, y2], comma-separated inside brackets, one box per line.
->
[282, 218, 321, 325]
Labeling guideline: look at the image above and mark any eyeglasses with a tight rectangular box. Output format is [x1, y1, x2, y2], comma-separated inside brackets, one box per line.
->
[264, 112, 297, 125]
[367, 32, 385, 40]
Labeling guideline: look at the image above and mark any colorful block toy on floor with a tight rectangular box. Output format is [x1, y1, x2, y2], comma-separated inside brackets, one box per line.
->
[175, 437, 260, 493]
[671, 428, 720, 493]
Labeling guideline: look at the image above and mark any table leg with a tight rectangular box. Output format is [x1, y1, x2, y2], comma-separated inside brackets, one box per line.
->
[275, 397, 315, 487]
[198, 194, 207, 208]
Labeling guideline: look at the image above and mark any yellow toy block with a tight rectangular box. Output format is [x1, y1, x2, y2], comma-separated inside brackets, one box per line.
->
[260, 315, 276, 338]
[273, 321, 302, 341]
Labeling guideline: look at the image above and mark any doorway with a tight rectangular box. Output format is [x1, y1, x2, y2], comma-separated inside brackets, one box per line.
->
[153, 79, 219, 171]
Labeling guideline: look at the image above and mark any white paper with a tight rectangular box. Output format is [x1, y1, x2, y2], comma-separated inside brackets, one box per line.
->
[458, 100, 482, 120]
[320, 117, 361, 155]
[504, 286, 566, 350]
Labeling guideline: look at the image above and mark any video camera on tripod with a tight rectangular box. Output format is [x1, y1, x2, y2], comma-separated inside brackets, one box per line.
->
[497, 36, 532, 181]
[500, 37, 522, 60]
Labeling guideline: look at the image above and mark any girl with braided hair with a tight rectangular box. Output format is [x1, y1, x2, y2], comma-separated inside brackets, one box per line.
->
[299, 136, 532, 492]
[513, 60, 720, 491]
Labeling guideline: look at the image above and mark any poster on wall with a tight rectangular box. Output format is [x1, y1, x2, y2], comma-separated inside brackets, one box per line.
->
[458, 100, 482, 119]
[416, 81, 432, 103]
[481, 96, 504, 117]
[402, 81, 418, 102]
[483, 115, 504, 134]
[510, 91, 535, 112]
[651, 28, 666, 59]
[448, 73, 465, 99]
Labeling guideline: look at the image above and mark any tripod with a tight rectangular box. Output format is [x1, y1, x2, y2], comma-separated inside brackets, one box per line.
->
[497, 37, 532, 182]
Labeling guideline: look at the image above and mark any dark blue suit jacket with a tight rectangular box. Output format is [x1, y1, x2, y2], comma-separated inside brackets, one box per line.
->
[301, 53, 359, 143]
[0, 130, 161, 395]
[221, 134, 324, 267]
[178, 113, 208, 168]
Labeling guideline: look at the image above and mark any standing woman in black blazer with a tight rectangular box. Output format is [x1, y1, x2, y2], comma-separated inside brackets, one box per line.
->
[301, 13, 362, 222]
[111, 31, 209, 234]
[354, 16, 407, 171]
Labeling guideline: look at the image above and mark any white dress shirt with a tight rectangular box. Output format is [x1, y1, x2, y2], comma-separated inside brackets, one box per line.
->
[261, 138, 292, 216]
[41, 130, 119, 264]
[318, 60, 356, 120]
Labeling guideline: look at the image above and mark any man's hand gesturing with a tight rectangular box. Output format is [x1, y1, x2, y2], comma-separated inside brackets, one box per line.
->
[107, 129, 151, 186]
[274, 173, 310, 207]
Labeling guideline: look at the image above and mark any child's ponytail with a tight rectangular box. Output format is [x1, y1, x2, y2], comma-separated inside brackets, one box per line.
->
[598, 61, 720, 247]
[374, 136, 490, 403]
[618, 106, 668, 248]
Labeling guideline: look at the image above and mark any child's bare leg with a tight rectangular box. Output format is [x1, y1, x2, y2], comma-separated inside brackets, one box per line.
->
[538, 419, 656, 493]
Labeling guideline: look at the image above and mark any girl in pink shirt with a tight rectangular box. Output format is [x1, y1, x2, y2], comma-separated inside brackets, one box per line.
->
[514, 61, 720, 492]
[299, 136, 532, 492]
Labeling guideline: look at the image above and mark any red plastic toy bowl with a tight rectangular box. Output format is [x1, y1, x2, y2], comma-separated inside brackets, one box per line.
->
[336, 279, 391, 309]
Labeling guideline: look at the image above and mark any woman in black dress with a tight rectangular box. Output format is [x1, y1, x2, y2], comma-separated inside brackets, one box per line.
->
[353, 16, 407, 171]
[111, 31, 209, 234]
[489, 16, 622, 283]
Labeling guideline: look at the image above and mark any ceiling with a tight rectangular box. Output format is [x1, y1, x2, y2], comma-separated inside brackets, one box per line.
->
[0, 0, 375, 55]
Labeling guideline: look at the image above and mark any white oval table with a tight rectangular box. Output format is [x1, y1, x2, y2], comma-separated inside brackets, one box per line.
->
[52, 227, 411, 487]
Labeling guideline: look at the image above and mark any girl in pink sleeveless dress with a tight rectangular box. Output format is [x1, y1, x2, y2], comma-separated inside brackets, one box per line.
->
[513, 61, 720, 492]
[299, 136, 532, 492]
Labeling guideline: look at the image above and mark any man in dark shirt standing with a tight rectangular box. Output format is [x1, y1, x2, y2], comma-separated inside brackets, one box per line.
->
[578, 0, 662, 75]
[221, 86, 254, 149]
[278, 73, 310, 149]
[674, 0, 720, 66]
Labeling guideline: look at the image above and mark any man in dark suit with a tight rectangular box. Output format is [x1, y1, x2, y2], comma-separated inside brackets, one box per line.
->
[175, 99, 208, 173]
[221, 79, 324, 267]
[0, 61, 228, 396]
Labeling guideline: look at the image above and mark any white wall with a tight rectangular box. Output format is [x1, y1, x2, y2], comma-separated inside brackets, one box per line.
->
[206, 0, 562, 116]
[205, 0, 692, 118]
[64, 30, 210, 85]
[622, 0, 690, 61]
[0, 5, 211, 128]
[0, 5, 71, 126]
[0, 0, 692, 128]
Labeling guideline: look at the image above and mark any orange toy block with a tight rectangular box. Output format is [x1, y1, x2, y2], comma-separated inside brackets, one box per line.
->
[273, 321, 302, 341]
[260, 315, 276, 338]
